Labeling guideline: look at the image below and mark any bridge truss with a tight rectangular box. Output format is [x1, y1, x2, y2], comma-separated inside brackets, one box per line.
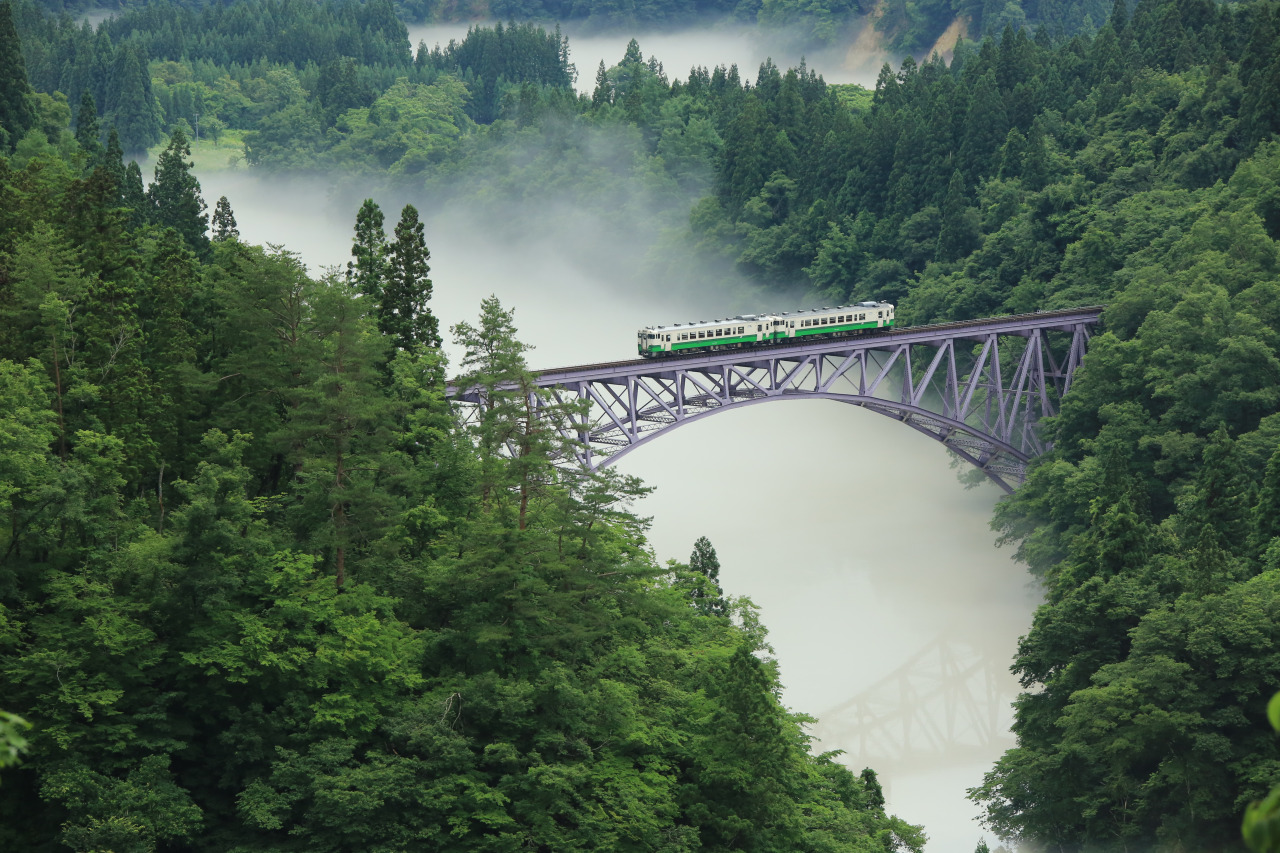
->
[450, 308, 1100, 492]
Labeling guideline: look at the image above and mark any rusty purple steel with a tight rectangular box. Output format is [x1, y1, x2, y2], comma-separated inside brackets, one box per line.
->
[448, 307, 1102, 493]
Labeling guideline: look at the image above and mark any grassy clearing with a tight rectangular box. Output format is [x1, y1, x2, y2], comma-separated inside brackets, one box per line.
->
[188, 129, 248, 172]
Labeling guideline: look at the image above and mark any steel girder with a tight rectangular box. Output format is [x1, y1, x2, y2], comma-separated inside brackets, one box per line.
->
[449, 308, 1101, 492]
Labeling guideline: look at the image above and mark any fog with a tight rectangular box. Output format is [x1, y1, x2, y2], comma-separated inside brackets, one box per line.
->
[196, 113, 1037, 848]
[406, 20, 898, 91]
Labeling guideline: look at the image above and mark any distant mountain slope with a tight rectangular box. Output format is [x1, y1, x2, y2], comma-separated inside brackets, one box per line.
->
[19, 0, 1116, 53]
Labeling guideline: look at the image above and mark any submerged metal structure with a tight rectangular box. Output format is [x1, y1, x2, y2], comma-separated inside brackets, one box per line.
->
[448, 307, 1101, 492]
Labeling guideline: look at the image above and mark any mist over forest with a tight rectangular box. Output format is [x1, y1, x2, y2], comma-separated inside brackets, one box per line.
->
[3, 0, 1280, 851]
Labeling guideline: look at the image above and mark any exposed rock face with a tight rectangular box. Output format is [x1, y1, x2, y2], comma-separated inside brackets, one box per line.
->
[928, 14, 970, 61]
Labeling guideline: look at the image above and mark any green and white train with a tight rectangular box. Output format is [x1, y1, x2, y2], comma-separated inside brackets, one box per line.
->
[637, 302, 895, 357]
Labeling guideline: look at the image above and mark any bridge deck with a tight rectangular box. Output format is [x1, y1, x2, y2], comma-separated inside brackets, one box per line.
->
[446, 306, 1104, 491]
[522, 306, 1103, 385]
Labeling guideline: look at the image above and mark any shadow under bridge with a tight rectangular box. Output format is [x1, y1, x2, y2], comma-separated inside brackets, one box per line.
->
[448, 307, 1102, 493]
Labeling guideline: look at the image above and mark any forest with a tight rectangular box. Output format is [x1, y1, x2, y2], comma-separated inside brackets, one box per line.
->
[3, 0, 1280, 849]
[19, 0, 1118, 52]
[0, 6, 930, 851]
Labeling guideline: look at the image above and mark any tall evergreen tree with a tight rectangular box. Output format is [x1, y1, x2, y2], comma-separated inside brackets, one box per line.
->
[689, 644, 803, 849]
[122, 159, 148, 230]
[102, 127, 127, 190]
[284, 276, 395, 588]
[591, 60, 611, 107]
[382, 204, 440, 350]
[347, 199, 387, 301]
[936, 169, 979, 262]
[211, 196, 238, 241]
[74, 89, 101, 158]
[689, 535, 726, 616]
[0, 0, 34, 152]
[860, 768, 886, 812]
[108, 44, 162, 155]
[147, 129, 208, 252]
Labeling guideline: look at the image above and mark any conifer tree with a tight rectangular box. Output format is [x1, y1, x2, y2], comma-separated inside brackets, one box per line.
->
[122, 159, 147, 229]
[0, 0, 34, 152]
[108, 44, 162, 155]
[936, 169, 979, 262]
[591, 60, 611, 107]
[690, 644, 802, 849]
[452, 297, 582, 530]
[147, 129, 208, 252]
[67, 166, 129, 280]
[347, 199, 387, 301]
[285, 276, 394, 587]
[860, 767, 886, 812]
[690, 535, 726, 615]
[211, 196, 238, 241]
[102, 127, 127, 190]
[382, 203, 440, 350]
[74, 89, 101, 158]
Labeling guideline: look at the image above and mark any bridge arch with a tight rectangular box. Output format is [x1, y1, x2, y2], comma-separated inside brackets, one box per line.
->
[449, 308, 1101, 493]
[593, 392, 1032, 493]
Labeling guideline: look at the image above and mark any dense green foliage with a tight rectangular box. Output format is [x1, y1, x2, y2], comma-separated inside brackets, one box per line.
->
[1244, 693, 1280, 851]
[0, 99, 924, 850]
[8, 0, 1280, 847]
[16, 0, 1139, 50]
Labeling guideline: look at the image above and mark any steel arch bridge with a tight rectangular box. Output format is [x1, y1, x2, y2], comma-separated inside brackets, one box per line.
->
[448, 307, 1101, 492]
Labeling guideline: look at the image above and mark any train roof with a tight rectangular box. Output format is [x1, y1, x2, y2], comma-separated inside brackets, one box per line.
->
[639, 302, 893, 332]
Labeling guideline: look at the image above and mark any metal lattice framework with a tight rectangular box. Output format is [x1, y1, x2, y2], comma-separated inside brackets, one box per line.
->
[448, 307, 1100, 492]
[809, 633, 1018, 774]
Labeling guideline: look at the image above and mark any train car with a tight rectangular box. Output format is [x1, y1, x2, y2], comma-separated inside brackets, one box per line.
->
[637, 302, 894, 357]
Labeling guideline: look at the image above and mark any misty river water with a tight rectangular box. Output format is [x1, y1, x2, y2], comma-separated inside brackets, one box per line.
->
[193, 29, 1040, 848]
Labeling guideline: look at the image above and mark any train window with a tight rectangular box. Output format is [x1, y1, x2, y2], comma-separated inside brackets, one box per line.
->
[697, 332, 704, 339]
[757, 324, 762, 331]
[878, 311, 883, 317]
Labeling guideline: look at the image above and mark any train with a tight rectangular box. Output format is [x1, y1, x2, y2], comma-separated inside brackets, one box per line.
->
[636, 302, 895, 357]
